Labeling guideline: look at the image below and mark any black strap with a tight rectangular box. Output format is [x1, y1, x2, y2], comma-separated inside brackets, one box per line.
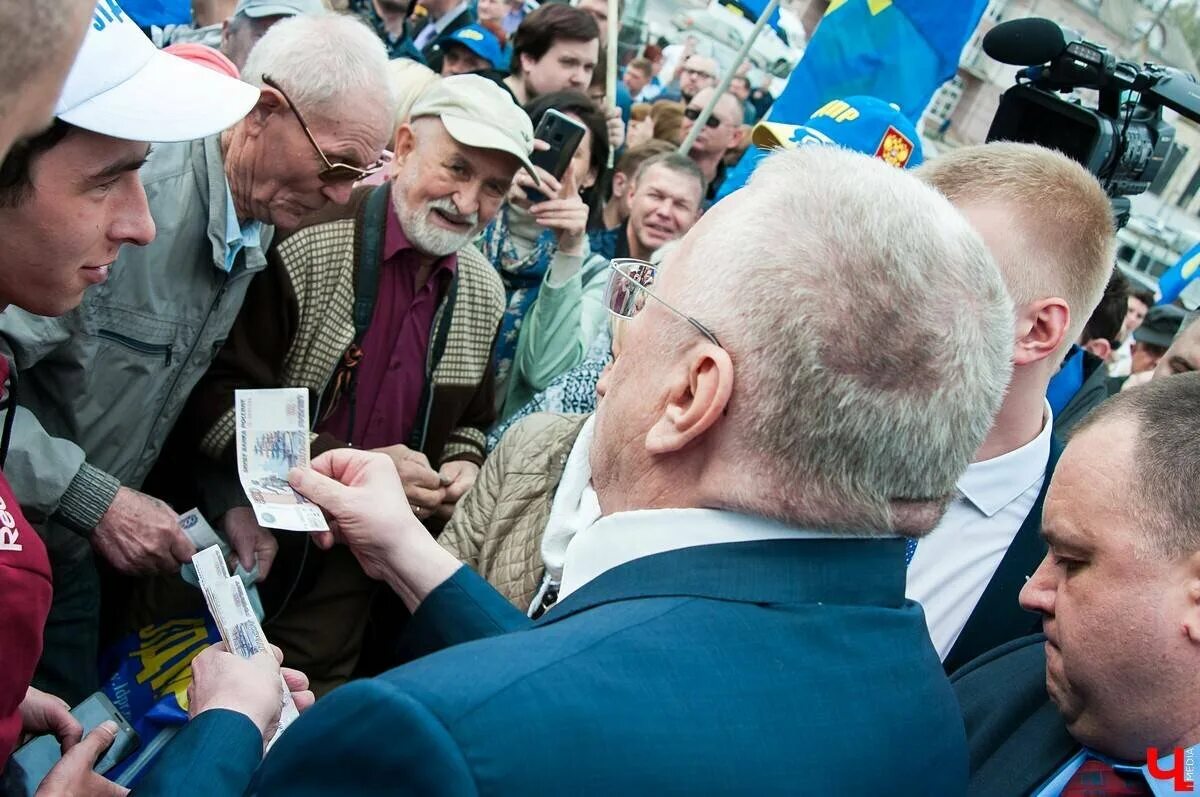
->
[353, 184, 390, 337]
[0, 369, 17, 469]
[344, 184, 391, 444]
[406, 278, 458, 452]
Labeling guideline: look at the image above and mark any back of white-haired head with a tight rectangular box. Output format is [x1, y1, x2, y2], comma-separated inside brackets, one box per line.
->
[241, 13, 394, 116]
[689, 146, 1014, 533]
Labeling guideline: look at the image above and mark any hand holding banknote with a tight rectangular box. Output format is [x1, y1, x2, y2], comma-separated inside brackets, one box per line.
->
[289, 449, 462, 613]
[187, 643, 314, 743]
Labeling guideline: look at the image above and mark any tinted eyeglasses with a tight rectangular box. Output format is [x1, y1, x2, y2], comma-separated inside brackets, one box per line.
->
[683, 106, 722, 129]
[262, 75, 385, 184]
[603, 258, 722, 347]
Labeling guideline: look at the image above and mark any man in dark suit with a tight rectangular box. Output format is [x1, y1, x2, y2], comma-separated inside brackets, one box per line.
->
[127, 145, 1017, 795]
[912, 143, 1118, 673]
[953, 373, 1200, 795]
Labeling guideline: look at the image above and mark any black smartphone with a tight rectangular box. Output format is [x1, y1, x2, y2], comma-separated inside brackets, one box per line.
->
[527, 108, 587, 204]
[10, 692, 139, 796]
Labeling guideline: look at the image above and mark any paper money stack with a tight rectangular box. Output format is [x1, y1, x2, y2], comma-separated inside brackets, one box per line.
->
[192, 545, 298, 748]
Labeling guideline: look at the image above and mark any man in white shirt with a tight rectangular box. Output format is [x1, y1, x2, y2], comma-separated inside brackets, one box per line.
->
[133, 145, 1017, 794]
[912, 142, 1118, 671]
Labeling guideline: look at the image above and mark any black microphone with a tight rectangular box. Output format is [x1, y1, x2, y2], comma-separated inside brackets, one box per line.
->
[982, 18, 1069, 66]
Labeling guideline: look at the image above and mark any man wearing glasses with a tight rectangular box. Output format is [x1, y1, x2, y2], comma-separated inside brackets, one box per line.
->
[680, 87, 745, 205]
[166, 75, 535, 693]
[137, 145, 1015, 794]
[0, 12, 392, 701]
[660, 54, 719, 104]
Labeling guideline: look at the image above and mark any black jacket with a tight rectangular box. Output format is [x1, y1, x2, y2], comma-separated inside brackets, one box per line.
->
[952, 634, 1077, 796]
[1053, 350, 1111, 439]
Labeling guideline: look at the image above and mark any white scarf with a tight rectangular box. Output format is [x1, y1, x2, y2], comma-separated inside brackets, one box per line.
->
[527, 416, 601, 617]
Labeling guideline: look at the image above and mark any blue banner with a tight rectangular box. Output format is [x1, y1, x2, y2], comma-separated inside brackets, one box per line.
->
[116, 0, 191, 27]
[768, 0, 988, 124]
[718, 0, 785, 40]
[1157, 241, 1200, 305]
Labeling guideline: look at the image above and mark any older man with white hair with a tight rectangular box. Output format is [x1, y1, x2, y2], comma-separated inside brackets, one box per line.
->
[165, 74, 533, 692]
[129, 146, 1014, 794]
[0, 12, 393, 703]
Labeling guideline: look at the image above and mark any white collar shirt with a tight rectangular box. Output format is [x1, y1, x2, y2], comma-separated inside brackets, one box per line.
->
[906, 402, 1054, 659]
[557, 508, 863, 603]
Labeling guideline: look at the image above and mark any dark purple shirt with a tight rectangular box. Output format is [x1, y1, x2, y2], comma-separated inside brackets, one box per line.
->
[317, 200, 457, 450]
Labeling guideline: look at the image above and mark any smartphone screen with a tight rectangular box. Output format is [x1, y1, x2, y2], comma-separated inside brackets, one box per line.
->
[9, 692, 138, 796]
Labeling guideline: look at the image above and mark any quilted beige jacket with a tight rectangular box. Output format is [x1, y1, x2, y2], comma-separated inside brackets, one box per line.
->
[440, 412, 589, 610]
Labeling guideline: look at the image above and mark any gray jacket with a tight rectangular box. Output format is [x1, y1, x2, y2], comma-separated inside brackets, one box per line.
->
[0, 135, 273, 540]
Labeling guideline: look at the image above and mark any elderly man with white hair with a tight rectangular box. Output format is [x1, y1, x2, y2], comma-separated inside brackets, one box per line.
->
[127, 146, 1015, 795]
[165, 74, 532, 693]
[0, 12, 393, 703]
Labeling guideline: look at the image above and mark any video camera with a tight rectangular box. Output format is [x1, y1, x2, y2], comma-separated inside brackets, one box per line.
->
[982, 17, 1200, 226]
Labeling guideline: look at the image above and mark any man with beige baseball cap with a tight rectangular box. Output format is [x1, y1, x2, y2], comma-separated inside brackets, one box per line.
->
[163, 73, 536, 692]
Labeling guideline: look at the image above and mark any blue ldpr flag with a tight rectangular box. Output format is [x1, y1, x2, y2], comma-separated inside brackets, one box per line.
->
[769, 0, 988, 124]
[718, 0, 786, 40]
[116, 0, 191, 27]
[1157, 241, 1200, 305]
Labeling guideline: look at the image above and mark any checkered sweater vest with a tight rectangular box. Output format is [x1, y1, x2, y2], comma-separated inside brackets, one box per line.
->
[199, 219, 504, 466]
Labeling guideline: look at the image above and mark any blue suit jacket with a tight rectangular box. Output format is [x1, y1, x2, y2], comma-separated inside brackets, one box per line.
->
[135, 538, 967, 795]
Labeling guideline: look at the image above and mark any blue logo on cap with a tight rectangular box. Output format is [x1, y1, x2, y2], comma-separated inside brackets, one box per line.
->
[92, 0, 128, 31]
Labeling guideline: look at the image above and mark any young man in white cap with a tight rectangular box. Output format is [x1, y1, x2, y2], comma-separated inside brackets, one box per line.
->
[0, 0, 256, 781]
[0, 8, 392, 705]
[168, 74, 535, 693]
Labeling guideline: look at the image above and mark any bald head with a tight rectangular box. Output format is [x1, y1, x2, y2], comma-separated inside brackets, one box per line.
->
[0, 0, 94, 159]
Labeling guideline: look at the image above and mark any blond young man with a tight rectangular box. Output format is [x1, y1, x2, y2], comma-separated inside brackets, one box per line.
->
[911, 142, 1117, 672]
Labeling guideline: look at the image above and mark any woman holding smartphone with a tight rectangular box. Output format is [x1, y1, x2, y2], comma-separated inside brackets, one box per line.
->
[480, 90, 610, 422]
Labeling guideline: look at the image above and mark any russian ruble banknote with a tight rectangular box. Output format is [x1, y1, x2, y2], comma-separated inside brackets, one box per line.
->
[178, 509, 263, 621]
[234, 388, 327, 532]
[192, 545, 298, 747]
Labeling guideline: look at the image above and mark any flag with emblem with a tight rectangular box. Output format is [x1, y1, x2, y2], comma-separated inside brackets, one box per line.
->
[1156, 240, 1200, 305]
[768, 0, 988, 125]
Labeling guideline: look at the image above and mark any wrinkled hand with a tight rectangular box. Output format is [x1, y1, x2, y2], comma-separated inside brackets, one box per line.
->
[19, 687, 81, 750]
[626, 117, 653, 149]
[605, 106, 626, 151]
[371, 444, 444, 521]
[34, 723, 129, 797]
[187, 643, 312, 744]
[93, 487, 196, 575]
[222, 507, 277, 581]
[433, 460, 480, 521]
[516, 164, 587, 255]
[289, 450, 459, 609]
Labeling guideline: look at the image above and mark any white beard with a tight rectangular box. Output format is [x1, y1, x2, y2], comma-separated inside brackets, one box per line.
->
[391, 176, 482, 257]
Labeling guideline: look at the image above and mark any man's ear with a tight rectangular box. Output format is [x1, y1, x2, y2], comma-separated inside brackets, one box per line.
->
[644, 345, 734, 455]
[245, 87, 285, 138]
[612, 172, 629, 200]
[393, 124, 416, 163]
[1013, 297, 1071, 367]
[1081, 338, 1112, 361]
[1180, 552, 1200, 645]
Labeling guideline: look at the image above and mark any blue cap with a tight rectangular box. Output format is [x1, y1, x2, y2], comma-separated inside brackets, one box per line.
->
[440, 24, 503, 70]
[751, 96, 924, 169]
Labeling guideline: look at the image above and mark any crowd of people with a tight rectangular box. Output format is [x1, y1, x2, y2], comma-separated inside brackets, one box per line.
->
[1, 0, 1198, 795]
